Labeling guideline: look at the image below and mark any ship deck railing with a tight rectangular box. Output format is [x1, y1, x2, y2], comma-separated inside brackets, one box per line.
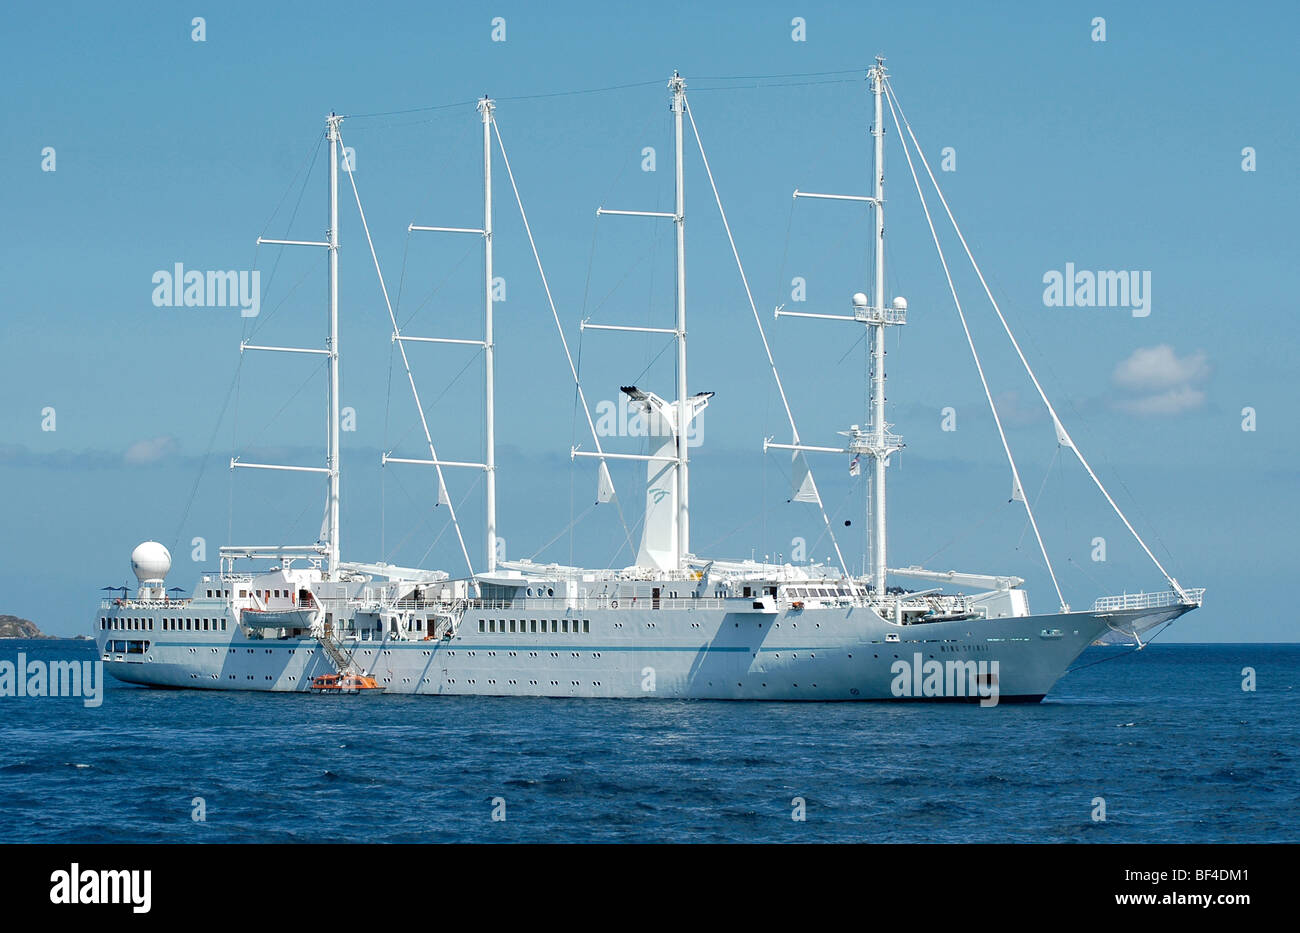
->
[306, 593, 978, 615]
[100, 597, 193, 610]
[1093, 588, 1205, 612]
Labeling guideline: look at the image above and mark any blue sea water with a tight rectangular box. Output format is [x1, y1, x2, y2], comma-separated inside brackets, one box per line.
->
[0, 639, 1294, 844]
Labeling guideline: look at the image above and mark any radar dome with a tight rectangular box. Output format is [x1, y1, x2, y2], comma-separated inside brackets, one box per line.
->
[892, 296, 908, 310]
[852, 292, 869, 309]
[131, 541, 172, 585]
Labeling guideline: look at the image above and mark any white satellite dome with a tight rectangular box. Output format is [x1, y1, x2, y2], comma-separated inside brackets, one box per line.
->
[851, 292, 869, 309]
[892, 296, 908, 310]
[131, 541, 172, 585]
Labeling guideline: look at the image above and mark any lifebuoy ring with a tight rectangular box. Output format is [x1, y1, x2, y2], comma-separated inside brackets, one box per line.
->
[610, 599, 618, 609]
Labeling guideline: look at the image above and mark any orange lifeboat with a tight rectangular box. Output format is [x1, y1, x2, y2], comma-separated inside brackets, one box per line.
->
[310, 672, 384, 695]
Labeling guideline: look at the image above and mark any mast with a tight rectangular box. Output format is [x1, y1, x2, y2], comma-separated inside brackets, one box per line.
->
[480, 96, 497, 574]
[671, 72, 689, 567]
[326, 112, 342, 575]
[233, 113, 346, 574]
[868, 59, 887, 596]
[771, 58, 904, 596]
[574, 73, 706, 572]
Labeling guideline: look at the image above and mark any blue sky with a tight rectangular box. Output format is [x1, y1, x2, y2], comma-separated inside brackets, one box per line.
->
[1, 1, 1296, 639]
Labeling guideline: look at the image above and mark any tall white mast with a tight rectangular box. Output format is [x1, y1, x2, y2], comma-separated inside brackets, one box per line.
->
[671, 72, 689, 567]
[868, 59, 887, 596]
[480, 96, 498, 574]
[234, 113, 346, 574]
[326, 112, 342, 576]
[575, 73, 706, 572]
[772, 58, 904, 596]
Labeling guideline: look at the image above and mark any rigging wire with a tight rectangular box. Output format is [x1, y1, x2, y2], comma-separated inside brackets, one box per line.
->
[1065, 620, 1173, 674]
[885, 77, 1188, 601]
[343, 71, 869, 122]
[883, 83, 1068, 610]
[682, 94, 850, 579]
[334, 122, 479, 584]
[490, 115, 638, 556]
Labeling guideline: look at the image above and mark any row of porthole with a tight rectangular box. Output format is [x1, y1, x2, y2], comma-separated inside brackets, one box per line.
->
[706, 681, 820, 689]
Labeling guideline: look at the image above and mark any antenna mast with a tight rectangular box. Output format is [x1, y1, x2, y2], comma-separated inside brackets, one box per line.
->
[480, 96, 498, 573]
[671, 72, 690, 567]
[326, 112, 342, 575]
[772, 58, 904, 596]
[867, 58, 889, 596]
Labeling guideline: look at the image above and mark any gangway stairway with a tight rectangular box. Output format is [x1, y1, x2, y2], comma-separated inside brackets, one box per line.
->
[316, 619, 358, 674]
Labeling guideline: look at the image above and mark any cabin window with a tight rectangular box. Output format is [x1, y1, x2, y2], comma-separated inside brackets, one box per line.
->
[562, 620, 569, 633]
[206, 590, 212, 598]
[479, 620, 485, 633]
[509, 620, 516, 633]
[240, 590, 248, 598]
[530, 620, 537, 633]
[489, 620, 496, 633]
[583, 620, 590, 633]
[221, 619, 227, 631]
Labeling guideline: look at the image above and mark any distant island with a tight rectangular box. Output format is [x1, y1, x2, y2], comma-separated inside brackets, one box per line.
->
[0, 615, 51, 639]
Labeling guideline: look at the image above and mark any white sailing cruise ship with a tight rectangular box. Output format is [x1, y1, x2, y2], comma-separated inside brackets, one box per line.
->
[95, 61, 1202, 702]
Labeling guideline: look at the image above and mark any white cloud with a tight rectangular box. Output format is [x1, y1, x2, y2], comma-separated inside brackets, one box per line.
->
[123, 435, 179, 465]
[1111, 345, 1210, 416]
[1113, 344, 1210, 392]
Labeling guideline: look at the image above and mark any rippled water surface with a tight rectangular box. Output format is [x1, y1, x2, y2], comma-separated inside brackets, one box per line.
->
[2, 640, 1295, 843]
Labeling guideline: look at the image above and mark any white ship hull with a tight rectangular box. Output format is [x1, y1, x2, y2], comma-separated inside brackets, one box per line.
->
[96, 600, 1160, 702]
